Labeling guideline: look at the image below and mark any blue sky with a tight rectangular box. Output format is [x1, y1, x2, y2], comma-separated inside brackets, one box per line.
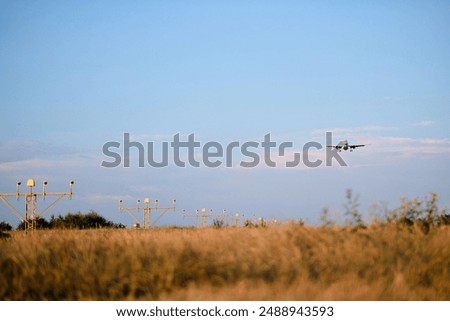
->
[1, 1, 449, 227]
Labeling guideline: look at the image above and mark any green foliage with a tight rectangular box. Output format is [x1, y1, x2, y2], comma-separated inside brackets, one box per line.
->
[244, 218, 267, 228]
[258, 218, 267, 228]
[17, 217, 51, 230]
[0, 221, 13, 231]
[0, 221, 12, 239]
[387, 192, 449, 229]
[15, 211, 125, 230]
[320, 191, 448, 231]
[212, 219, 225, 228]
[49, 211, 125, 229]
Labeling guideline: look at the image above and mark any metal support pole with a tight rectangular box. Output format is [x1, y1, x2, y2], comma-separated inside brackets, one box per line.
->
[0, 179, 74, 231]
[119, 198, 176, 228]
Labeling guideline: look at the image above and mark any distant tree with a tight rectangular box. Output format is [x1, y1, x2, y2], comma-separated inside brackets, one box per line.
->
[387, 192, 449, 228]
[244, 219, 255, 228]
[14, 211, 125, 230]
[243, 218, 267, 228]
[257, 218, 267, 228]
[17, 217, 51, 230]
[438, 212, 450, 226]
[0, 221, 13, 231]
[49, 214, 65, 229]
[213, 219, 225, 228]
[49, 211, 125, 229]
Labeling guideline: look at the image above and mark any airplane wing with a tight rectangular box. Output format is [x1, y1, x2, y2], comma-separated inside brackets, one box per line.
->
[349, 144, 365, 149]
[327, 145, 341, 148]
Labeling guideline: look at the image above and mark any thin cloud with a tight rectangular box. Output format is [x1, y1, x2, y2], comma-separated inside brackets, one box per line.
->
[412, 120, 434, 127]
[344, 135, 450, 164]
[203, 131, 450, 171]
[82, 194, 134, 204]
[0, 158, 86, 172]
[0, 140, 79, 163]
[311, 125, 398, 137]
[310, 124, 450, 162]
[128, 133, 193, 141]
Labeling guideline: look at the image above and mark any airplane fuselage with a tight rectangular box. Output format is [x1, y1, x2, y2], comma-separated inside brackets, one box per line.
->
[338, 140, 349, 151]
[328, 140, 365, 152]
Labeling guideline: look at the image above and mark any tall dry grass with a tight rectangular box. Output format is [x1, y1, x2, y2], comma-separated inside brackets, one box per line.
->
[0, 224, 449, 300]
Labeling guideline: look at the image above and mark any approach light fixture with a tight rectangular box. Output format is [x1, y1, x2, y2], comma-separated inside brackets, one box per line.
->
[27, 179, 35, 188]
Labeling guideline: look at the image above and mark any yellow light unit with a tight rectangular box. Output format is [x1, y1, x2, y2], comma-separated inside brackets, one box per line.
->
[27, 178, 35, 187]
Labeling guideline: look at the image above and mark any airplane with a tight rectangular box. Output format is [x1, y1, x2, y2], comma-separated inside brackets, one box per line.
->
[327, 140, 366, 152]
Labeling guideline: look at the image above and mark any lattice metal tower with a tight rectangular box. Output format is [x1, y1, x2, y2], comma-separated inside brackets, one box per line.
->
[119, 198, 176, 228]
[182, 208, 227, 227]
[0, 178, 74, 231]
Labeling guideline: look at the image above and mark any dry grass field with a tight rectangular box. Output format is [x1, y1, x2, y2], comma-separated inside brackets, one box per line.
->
[1, 223, 449, 300]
